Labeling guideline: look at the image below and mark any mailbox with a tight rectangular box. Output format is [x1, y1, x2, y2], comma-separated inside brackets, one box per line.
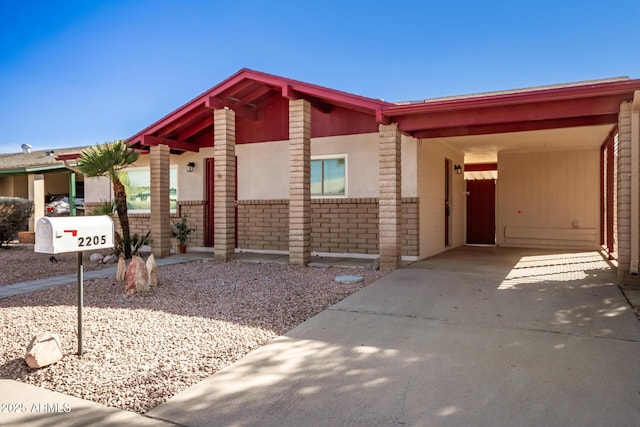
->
[35, 216, 115, 254]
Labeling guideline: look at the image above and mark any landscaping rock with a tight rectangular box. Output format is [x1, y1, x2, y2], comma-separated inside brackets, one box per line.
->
[125, 255, 149, 295]
[146, 254, 158, 287]
[89, 253, 104, 263]
[334, 275, 364, 284]
[24, 333, 63, 369]
[308, 262, 331, 269]
[102, 254, 115, 264]
[116, 255, 126, 282]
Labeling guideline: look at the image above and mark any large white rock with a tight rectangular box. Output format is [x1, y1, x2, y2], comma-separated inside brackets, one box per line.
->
[146, 254, 158, 287]
[24, 333, 63, 369]
[125, 255, 149, 295]
[89, 253, 104, 263]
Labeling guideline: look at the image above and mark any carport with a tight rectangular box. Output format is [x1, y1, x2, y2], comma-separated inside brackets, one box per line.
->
[382, 77, 640, 284]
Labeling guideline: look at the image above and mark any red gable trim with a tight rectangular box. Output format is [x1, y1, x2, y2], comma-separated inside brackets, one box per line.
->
[128, 68, 390, 146]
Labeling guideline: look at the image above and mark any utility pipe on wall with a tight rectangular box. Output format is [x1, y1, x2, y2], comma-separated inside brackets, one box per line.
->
[630, 91, 640, 276]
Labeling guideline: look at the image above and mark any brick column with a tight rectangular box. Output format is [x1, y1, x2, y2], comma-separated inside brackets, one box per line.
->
[289, 99, 311, 265]
[214, 108, 236, 261]
[618, 98, 640, 284]
[150, 144, 171, 257]
[379, 123, 402, 270]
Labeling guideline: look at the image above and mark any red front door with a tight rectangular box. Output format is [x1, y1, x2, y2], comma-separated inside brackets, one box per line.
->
[205, 158, 215, 247]
[466, 179, 496, 244]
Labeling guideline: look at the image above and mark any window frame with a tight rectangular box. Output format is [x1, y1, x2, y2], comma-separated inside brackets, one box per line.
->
[122, 165, 179, 214]
[310, 154, 348, 199]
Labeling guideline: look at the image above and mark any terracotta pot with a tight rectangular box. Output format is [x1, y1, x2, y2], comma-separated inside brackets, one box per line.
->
[178, 244, 187, 254]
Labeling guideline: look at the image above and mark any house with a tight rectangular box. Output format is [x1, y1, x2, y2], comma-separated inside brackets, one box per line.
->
[83, 69, 640, 284]
[0, 146, 89, 230]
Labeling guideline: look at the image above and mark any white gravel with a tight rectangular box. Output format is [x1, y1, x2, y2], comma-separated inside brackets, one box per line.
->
[0, 244, 111, 286]
[0, 258, 386, 413]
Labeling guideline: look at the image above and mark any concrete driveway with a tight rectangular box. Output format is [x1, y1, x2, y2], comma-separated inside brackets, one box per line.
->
[148, 247, 640, 426]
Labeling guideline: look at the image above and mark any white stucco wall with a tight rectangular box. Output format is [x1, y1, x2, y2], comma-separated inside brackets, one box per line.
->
[417, 138, 465, 259]
[85, 132, 418, 203]
[235, 132, 418, 200]
[84, 176, 113, 203]
[236, 141, 289, 200]
[497, 149, 600, 248]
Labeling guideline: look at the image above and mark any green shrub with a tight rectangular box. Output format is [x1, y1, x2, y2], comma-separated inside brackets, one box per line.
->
[0, 197, 34, 247]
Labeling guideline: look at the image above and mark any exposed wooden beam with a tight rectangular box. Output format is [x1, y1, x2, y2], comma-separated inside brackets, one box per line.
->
[141, 135, 199, 152]
[174, 119, 213, 141]
[412, 114, 619, 139]
[205, 96, 258, 121]
[399, 97, 623, 133]
[217, 78, 258, 100]
[236, 84, 273, 106]
[281, 85, 332, 113]
[465, 163, 497, 171]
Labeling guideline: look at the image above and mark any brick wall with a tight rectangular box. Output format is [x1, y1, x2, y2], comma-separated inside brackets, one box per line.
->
[238, 200, 289, 251]
[311, 198, 379, 254]
[402, 198, 419, 257]
[237, 198, 419, 257]
[178, 201, 206, 247]
[88, 197, 420, 258]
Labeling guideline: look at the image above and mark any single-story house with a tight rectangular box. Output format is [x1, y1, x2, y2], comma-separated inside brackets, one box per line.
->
[0, 146, 89, 230]
[82, 69, 640, 284]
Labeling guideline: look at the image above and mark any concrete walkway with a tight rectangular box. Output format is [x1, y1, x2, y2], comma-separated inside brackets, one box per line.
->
[2, 247, 640, 426]
[0, 253, 201, 299]
[0, 251, 376, 299]
[146, 247, 640, 427]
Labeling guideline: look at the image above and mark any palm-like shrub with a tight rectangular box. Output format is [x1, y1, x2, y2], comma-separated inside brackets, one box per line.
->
[79, 140, 139, 258]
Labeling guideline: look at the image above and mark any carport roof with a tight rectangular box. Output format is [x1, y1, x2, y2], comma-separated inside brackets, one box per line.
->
[382, 77, 640, 139]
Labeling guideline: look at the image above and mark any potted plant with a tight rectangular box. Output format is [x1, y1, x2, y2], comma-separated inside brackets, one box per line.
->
[173, 215, 195, 253]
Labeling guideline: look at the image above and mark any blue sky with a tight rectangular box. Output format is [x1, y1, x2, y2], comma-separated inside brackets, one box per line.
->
[1, 0, 639, 153]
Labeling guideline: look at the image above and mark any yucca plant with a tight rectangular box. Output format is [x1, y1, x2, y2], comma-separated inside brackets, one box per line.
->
[79, 140, 139, 258]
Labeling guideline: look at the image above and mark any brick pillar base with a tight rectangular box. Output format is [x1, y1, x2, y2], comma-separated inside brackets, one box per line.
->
[289, 99, 311, 265]
[379, 123, 402, 270]
[213, 108, 236, 261]
[150, 144, 171, 257]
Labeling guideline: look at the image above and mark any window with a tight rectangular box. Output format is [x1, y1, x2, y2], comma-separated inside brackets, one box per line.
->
[311, 156, 347, 197]
[121, 166, 178, 213]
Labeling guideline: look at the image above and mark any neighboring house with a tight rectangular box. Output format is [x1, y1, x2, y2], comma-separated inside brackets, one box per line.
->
[83, 69, 640, 284]
[0, 146, 89, 230]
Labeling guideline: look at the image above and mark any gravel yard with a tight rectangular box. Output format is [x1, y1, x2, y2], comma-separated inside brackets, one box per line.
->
[0, 244, 111, 286]
[0, 257, 385, 413]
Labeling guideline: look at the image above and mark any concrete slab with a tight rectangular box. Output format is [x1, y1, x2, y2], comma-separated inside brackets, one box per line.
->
[146, 247, 640, 426]
[335, 256, 640, 342]
[147, 309, 640, 427]
[0, 380, 174, 427]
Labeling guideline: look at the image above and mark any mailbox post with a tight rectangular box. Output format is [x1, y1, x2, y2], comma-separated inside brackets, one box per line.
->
[34, 216, 115, 356]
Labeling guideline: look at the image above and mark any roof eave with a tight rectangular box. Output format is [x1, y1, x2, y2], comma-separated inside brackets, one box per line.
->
[383, 79, 640, 117]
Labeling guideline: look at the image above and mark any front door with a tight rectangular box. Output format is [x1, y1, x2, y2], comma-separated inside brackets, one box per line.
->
[205, 158, 215, 247]
[445, 159, 451, 246]
[466, 179, 496, 244]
